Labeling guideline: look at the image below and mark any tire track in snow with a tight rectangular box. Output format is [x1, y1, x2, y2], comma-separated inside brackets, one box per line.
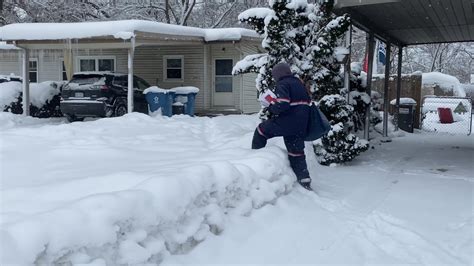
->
[313, 151, 467, 264]
[316, 155, 414, 252]
[354, 211, 466, 265]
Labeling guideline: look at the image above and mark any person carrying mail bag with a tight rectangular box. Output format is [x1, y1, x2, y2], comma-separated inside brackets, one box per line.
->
[251, 63, 313, 190]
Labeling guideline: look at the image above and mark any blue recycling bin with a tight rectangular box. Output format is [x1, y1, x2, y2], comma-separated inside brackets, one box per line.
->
[145, 91, 175, 117]
[173, 93, 197, 116]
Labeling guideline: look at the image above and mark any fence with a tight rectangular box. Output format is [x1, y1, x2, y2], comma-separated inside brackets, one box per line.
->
[421, 96, 472, 135]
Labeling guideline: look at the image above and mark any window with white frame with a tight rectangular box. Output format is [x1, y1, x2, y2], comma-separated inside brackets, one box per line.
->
[215, 59, 233, 93]
[77, 56, 115, 72]
[163, 55, 183, 81]
[29, 59, 38, 83]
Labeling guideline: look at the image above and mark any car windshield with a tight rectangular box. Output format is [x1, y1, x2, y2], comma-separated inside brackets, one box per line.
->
[70, 75, 104, 85]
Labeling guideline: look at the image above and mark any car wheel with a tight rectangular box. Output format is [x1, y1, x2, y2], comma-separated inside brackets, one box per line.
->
[113, 100, 128, 117]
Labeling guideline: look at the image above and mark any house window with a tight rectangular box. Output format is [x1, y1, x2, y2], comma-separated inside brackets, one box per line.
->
[29, 59, 38, 83]
[164, 55, 183, 81]
[98, 59, 114, 71]
[61, 60, 68, 81]
[78, 57, 115, 72]
[215, 59, 233, 93]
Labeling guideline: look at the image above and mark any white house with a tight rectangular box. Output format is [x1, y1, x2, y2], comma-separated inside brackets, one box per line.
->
[0, 20, 263, 115]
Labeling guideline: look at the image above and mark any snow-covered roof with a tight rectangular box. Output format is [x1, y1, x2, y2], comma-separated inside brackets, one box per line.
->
[0, 20, 259, 43]
[0, 41, 19, 50]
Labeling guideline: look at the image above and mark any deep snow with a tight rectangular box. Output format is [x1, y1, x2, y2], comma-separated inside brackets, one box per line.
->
[0, 113, 473, 265]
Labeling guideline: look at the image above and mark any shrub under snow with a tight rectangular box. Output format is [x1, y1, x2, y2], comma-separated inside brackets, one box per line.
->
[0, 81, 63, 118]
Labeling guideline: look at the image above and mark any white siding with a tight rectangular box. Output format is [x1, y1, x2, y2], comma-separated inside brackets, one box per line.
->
[0, 50, 21, 77]
[240, 41, 261, 113]
[37, 50, 64, 81]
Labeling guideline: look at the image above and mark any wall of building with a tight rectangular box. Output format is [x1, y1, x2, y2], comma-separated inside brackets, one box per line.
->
[0, 42, 262, 113]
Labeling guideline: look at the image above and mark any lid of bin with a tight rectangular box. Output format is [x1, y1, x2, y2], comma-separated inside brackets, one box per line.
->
[390, 98, 416, 106]
[143, 86, 173, 94]
[170, 86, 199, 94]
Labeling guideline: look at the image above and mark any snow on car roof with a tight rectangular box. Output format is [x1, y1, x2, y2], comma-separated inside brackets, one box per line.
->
[72, 72, 126, 76]
[0, 20, 259, 42]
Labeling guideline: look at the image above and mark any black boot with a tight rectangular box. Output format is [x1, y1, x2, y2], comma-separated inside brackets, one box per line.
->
[297, 177, 312, 191]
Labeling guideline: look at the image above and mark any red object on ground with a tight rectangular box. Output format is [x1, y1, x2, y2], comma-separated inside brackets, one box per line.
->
[437, 107, 454, 124]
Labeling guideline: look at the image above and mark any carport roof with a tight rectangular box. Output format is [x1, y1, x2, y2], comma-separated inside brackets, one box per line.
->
[334, 0, 474, 45]
[0, 19, 260, 44]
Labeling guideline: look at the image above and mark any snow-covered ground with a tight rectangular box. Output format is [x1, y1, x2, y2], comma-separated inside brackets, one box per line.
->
[422, 97, 472, 135]
[1, 113, 473, 265]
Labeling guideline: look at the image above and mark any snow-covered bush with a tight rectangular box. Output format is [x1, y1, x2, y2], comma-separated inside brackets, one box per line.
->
[233, 0, 368, 165]
[348, 64, 382, 133]
[1, 81, 63, 118]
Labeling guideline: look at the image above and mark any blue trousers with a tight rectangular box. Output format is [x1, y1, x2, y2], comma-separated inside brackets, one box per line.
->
[252, 125, 310, 181]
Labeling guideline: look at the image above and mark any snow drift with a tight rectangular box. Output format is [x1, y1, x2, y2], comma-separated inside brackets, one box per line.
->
[0, 113, 295, 265]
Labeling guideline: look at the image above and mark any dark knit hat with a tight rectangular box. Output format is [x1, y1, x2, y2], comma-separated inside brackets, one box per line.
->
[271, 63, 293, 81]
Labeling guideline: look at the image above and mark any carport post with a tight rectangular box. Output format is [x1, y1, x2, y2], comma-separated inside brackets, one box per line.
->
[343, 26, 352, 99]
[127, 37, 135, 114]
[364, 32, 376, 140]
[395, 46, 403, 131]
[22, 48, 30, 116]
[382, 41, 391, 138]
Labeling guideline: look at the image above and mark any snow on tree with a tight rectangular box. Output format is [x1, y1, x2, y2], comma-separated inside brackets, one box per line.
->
[233, 0, 368, 165]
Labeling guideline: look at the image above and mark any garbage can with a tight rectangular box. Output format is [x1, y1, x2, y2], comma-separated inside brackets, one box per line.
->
[171, 87, 199, 116]
[391, 98, 417, 133]
[144, 87, 175, 117]
[172, 102, 185, 115]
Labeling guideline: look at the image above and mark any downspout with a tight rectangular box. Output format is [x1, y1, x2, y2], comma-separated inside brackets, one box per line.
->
[15, 42, 30, 116]
[234, 41, 244, 113]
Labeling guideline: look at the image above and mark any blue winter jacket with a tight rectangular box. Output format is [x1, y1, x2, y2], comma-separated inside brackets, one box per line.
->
[260, 74, 311, 137]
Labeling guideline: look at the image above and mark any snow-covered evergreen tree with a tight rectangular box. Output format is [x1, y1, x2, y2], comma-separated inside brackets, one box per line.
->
[233, 0, 369, 165]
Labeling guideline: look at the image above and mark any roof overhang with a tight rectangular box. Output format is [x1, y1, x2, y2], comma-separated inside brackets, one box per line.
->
[334, 0, 474, 46]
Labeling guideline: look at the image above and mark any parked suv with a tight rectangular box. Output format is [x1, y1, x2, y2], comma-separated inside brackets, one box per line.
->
[60, 72, 150, 122]
[0, 75, 22, 83]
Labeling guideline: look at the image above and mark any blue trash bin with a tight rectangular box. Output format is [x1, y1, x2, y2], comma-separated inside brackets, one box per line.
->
[145, 90, 175, 117]
[173, 93, 197, 116]
[171, 87, 199, 116]
[186, 93, 197, 116]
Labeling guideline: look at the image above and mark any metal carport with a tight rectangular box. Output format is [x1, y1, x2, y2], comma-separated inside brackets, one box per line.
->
[334, 0, 474, 139]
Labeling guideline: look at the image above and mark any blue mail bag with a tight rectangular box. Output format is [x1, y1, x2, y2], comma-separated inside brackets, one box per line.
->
[305, 103, 331, 141]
